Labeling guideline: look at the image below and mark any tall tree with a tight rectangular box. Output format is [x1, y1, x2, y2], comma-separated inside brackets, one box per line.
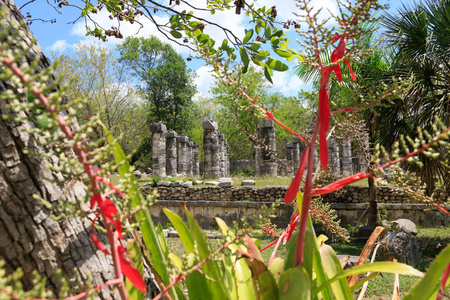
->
[211, 65, 280, 160]
[117, 36, 196, 133]
[54, 43, 147, 155]
[376, 0, 450, 195]
[0, 1, 125, 298]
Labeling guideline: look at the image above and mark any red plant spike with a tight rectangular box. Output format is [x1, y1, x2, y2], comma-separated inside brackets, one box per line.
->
[118, 245, 147, 292]
[285, 147, 310, 204]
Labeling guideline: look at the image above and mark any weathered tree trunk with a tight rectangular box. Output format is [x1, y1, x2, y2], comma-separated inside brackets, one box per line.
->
[367, 175, 382, 226]
[0, 1, 120, 298]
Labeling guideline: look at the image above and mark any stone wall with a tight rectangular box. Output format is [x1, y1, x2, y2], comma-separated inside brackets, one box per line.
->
[144, 185, 450, 228]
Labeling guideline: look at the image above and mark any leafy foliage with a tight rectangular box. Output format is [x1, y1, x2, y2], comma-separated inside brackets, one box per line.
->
[53, 42, 147, 155]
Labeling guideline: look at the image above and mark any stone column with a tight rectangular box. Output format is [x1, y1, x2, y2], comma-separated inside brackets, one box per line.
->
[150, 122, 167, 178]
[341, 140, 353, 177]
[225, 139, 230, 176]
[286, 143, 294, 177]
[327, 138, 340, 175]
[187, 140, 194, 177]
[165, 130, 177, 177]
[193, 143, 200, 177]
[218, 131, 225, 177]
[256, 119, 277, 177]
[292, 136, 300, 172]
[202, 120, 221, 178]
[177, 135, 189, 176]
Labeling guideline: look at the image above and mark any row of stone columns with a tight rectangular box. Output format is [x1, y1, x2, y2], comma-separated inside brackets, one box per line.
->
[150, 122, 200, 178]
[285, 137, 367, 177]
[202, 120, 230, 178]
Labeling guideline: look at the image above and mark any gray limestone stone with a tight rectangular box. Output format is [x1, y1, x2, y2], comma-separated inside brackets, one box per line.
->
[183, 181, 193, 187]
[218, 181, 233, 187]
[166, 130, 178, 177]
[150, 122, 167, 133]
[378, 232, 421, 267]
[205, 181, 219, 186]
[393, 219, 418, 236]
[242, 180, 256, 186]
[202, 120, 218, 130]
[256, 120, 277, 177]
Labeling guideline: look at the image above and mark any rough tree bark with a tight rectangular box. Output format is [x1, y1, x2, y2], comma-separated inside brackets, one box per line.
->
[0, 0, 120, 298]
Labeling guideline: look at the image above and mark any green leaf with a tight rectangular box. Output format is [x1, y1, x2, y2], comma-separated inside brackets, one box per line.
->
[278, 266, 311, 299]
[164, 208, 195, 252]
[268, 258, 284, 284]
[255, 25, 261, 34]
[264, 65, 273, 84]
[198, 33, 210, 44]
[240, 48, 249, 67]
[211, 9, 215, 15]
[181, 204, 228, 299]
[221, 39, 228, 49]
[308, 216, 334, 300]
[271, 29, 283, 38]
[125, 240, 145, 300]
[259, 271, 279, 300]
[36, 113, 49, 129]
[170, 30, 182, 39]
[319, 243, 352, 300]
[275, 49, 294, 59]
[267, 58, 289, 71]
[404, 244, 450, 300]
[264, 27, 271, 39]
[314, 262, 424, 295]
[243, 29, 254, 44]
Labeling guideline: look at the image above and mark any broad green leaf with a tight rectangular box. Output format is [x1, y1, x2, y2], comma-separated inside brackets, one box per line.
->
[259, 271, 278, 300]
[264, 26, 271, 39]
[247, 42, 261, 52]
[243, 29, 254, 44]
[181, 204, 228, 299]
[319, 243, 352, 300]
[267, 58, 289, 71]
[125, 240, 145, 300]
[307, 216, 334, 300]
[268, 257, 284, 284]
[264, 65, 273, 84]
[215, 218, 254, 299]
[164, 208, 194, 253]
[284, 231, 297, 270]
[404, 244, 450, 300]
[170, 30, 182, 39]
[275, 49, 293, 58]
[255, 25, 261, 34]
[251, 57, 265, 67]
[168, 252, 182, 272]
[303, 227, 314, 279]
[271, 29, 283, 38]
[278, 266, 311, 299]
[156, 223, 169, 256]
[221, 39, 228, 49]
[240, 48, 249, 67]
[198, 33, 210, 44]
[314, 262, 424, 295]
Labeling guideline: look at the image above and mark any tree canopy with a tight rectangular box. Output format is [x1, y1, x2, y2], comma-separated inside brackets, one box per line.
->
[118, 36, 197, 134]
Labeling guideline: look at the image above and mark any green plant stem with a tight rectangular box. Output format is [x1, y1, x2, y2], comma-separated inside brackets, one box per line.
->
[295, 120, 320, 267]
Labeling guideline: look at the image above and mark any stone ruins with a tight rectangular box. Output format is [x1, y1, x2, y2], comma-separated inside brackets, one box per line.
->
[150, 120, 368, 178]
[149, 120, 229, 178]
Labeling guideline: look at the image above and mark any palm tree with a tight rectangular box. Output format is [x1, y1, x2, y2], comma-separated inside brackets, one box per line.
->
[374, 0, 450, 196]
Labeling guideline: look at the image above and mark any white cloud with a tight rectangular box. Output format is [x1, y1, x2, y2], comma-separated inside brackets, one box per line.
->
[47, 39, 71, 52]
[193, 65, 215, 99]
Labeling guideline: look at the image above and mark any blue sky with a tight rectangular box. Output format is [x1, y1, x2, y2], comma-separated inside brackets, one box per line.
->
[14, 0, 404, 99]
